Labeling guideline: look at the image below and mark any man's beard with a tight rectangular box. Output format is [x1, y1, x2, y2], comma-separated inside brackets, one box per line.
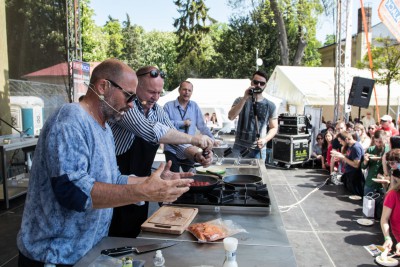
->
[100, 98, 124, 122]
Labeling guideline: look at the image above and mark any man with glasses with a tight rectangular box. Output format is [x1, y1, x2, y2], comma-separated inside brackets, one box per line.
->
[163, 80, 215, 172]
[378, 114, 399, 137]
[228, 70, 278, 160]
[17, 59, 194, 266]
[109, 66, 213, 238]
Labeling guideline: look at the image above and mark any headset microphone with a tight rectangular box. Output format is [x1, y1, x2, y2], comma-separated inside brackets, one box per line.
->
[85, 83, 124, 116]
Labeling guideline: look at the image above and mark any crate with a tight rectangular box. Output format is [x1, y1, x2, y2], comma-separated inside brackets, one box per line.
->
[272, 134, 311, 165]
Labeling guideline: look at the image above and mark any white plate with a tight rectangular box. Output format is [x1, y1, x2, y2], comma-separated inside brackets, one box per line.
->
[376, 255, 399, 266]
[372, 178, 389, 183]
[369, 156, 382, 160]
[357, 218, 374, 226]
[349, 195, 362, 200]
[195, 166, 226, 174]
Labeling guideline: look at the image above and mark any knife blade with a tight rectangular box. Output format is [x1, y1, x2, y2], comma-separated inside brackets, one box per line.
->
[101, 241, 177, 257]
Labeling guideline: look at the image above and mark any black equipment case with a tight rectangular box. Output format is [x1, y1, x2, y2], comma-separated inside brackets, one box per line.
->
[278, 113, 308, 135]
[272, 134, 311, 165]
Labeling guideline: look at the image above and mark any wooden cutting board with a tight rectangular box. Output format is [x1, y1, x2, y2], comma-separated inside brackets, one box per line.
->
[141, 205, 198, 235]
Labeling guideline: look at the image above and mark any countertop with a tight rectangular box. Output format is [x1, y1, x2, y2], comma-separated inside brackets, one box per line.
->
[74, 161, 296, 267]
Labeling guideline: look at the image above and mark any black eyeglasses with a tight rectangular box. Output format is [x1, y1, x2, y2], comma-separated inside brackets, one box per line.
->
[380, 120, 388, 123]
[368, 127, 375, 130]
[137, 69, 166, 79]
[317, 137, 323, 140]
[252, 80, 266, 86]
[106, 79, 136, 103]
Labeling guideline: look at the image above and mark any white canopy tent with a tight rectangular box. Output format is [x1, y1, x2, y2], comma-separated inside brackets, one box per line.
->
[159, 78, 284, 130]
[266, 66, 400, 118]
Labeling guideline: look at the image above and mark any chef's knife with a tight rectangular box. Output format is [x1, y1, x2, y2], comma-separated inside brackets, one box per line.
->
[101, 241, 177, 257]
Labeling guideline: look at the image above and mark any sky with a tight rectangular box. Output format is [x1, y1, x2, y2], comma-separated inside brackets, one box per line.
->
[90, 0, 382, 44]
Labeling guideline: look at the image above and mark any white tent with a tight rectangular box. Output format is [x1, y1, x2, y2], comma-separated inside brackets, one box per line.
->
[266, 66, 400, 116]
[159, 78, 284, 129]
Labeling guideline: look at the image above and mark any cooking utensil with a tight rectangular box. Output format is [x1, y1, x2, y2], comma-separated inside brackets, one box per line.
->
[101, 241, 177, 257]
[189, 174, 220, 193]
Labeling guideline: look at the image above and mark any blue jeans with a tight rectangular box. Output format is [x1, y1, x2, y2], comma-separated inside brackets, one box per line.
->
[232, 144, 266, 159]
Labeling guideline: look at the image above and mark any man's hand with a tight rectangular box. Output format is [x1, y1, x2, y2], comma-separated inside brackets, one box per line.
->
[140, 163, 193, 203]
[254, 138, 266, 149]
[184, 119, 191, 127]
[330, 150, 345, 159]
[243, 86, 253, 99]
[191, 135, 213, 150]
[194, 150, 213, 168]
[161, 160, 194, 181]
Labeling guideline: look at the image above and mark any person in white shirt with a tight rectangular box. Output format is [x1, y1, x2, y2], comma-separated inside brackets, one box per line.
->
[362, 112, 376, 130]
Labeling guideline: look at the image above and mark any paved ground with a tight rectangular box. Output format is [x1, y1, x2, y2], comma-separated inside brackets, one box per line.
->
[0, 165, 385, 267]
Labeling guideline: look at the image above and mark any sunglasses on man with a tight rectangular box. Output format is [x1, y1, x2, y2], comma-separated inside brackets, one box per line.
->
[138, 69, 166, 79]
[106, 79, 136, 103]
[252, 80, 266, 86]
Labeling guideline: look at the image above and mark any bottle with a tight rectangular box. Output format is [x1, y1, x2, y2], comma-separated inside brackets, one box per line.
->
[153, 250, 165, 267]
[222, 237, 238, 267]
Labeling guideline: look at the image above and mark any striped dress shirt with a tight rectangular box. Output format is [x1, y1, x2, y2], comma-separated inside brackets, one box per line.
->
[110, 98, 189, 158]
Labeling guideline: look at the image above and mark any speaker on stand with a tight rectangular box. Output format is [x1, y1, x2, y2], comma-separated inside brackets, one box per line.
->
[347, 77, 375, 120]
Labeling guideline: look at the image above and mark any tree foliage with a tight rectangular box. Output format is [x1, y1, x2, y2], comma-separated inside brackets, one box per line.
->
[173, 0, 216, 62]
[5, 0, 66, 78]
[81, 0, 107, 62]
[357, 37, 400, 113]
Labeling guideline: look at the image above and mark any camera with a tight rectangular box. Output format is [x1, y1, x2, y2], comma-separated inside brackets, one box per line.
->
[249, 87, 263, 95]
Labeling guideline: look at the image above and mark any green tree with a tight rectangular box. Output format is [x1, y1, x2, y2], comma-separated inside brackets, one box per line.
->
[229, 0, 322, 66]
[121, 14, 144, 69]
[81, 0, 107, 62]
[140, 31, 178, 90]
[103, 16, 123, 58]
[324, 34, 336, 46]
[357, 37, 400, 114]
[6, 0, 66, 79]
[173, 0, 216, 62]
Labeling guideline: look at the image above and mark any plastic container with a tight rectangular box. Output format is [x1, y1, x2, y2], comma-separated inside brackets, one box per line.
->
[223, 237, 238, 267]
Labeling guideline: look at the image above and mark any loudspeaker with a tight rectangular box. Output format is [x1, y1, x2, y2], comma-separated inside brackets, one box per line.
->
[347, 77, 375, 108]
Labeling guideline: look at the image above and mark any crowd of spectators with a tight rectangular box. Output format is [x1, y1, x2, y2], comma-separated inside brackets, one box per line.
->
[311, 112, 400, 255]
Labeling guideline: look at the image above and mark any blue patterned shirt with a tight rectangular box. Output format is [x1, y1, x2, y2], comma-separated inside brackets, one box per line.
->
[17, 103, 128, 265]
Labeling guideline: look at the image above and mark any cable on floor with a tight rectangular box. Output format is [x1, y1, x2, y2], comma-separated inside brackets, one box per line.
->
[278, 177, 330, 213]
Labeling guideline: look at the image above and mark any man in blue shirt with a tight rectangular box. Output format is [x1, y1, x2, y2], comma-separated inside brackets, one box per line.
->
[331, 131, 365, 196]
[163, 80, 215, 172]
[17, 59, 194, 266]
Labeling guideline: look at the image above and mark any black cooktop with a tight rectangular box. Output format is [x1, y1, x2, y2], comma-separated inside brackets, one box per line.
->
[173, 183, 270, 208]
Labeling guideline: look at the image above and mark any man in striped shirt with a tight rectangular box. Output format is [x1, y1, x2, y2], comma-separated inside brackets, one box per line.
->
[108, 66, 213, 237]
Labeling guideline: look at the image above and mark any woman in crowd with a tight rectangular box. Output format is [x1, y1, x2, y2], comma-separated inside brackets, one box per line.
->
[355, 123, 371, 151]
[381, 167, 400, 255]
[367, 124, 377, 139]
[312, 133, 325, 169]
[381, 137, 400, 188]
[322, 131, 334, 171]
[210, 112, 218, 125]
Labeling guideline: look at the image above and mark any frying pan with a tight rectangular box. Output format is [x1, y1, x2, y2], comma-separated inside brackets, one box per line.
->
[223, 174, 262, 186]
[206, 170, 262, 186]
[189, 174, 220, 193]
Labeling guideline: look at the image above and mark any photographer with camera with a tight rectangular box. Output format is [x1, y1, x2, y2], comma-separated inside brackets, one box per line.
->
[228, 70, 278, 160]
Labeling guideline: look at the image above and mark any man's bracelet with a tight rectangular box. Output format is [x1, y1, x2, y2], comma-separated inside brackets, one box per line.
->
[385, 236, 392, 241]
